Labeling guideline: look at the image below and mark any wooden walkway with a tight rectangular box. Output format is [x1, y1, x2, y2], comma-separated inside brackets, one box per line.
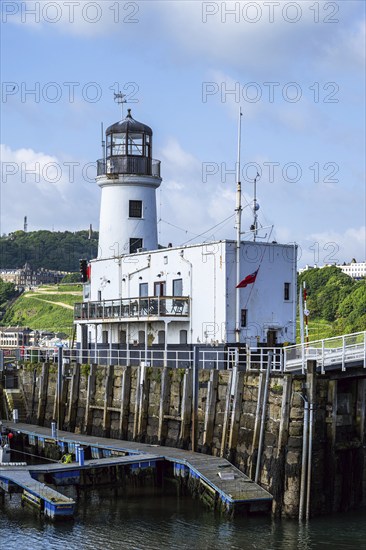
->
[0, 465, 75, 518]
[3, 421, 272, 513]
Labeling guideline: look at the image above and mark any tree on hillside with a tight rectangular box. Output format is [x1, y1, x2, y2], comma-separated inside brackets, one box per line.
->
[0, 278, 17, 307]
[61, 272, 80, 283]
[298, 267, 365, 335]
[0, 230, 98, 271]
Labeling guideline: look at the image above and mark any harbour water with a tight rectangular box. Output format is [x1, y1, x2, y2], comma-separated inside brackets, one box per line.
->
[1, 487, 365, 549]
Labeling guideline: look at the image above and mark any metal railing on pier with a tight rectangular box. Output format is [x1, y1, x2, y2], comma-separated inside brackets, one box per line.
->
[0, 345, 283, 371]
[1, 331, 364, 373]
[283, 331, 366, 374]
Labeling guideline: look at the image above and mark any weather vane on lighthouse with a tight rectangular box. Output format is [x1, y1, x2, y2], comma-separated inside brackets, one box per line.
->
[114, 91, 127, 119]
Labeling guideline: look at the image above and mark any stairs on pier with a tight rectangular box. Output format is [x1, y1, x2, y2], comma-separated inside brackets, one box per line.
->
[3, 389, 28, 422]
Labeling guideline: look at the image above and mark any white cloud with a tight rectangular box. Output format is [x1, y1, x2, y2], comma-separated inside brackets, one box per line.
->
[292, 227, 365, 267]
[10, 1, 363, 76]
[0, 144, 99, 234]
[6, 0, 128, 36]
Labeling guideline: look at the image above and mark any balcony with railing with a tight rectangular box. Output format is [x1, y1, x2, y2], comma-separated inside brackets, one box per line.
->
[74, 296, 190, 322]
[97, 157, 161, 177]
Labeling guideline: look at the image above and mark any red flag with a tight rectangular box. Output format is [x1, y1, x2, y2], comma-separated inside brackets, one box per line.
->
[236, 269, 258, 288]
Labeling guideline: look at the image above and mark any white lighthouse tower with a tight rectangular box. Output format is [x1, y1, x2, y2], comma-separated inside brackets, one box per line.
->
[96, 109, 162, 259]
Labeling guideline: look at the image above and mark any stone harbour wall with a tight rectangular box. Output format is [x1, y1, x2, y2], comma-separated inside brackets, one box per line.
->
[18, 362, 366, 518]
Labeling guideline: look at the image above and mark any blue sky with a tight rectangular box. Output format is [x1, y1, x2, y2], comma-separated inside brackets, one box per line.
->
[1, 0, 365, 267]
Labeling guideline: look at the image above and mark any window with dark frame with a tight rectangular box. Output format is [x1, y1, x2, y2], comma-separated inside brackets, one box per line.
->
[129, 200, 142, 218]
[241, 309, 247, 328]
[172, 278, 183, 296]
[284, 282, 290, 301]
[139, 283, 148, 297]
[130, 238, 143, 254]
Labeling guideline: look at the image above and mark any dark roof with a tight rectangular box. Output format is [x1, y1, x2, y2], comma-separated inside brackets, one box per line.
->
[106, 109, 153, 136]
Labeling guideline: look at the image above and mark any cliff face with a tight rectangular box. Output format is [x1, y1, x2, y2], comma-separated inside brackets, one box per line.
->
[18, 362, 366, 518]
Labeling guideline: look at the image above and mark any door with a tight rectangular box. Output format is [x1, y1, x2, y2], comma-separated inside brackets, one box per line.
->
[267, 330, 277, 347]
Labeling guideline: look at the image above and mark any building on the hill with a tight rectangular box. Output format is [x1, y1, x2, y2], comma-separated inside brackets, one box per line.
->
[339, 260, 366, 280]
[299, 260, 366, 280]
[74, 110, 297, 361]
[0, 263, 65, 289]
[0, 326, 31, 347]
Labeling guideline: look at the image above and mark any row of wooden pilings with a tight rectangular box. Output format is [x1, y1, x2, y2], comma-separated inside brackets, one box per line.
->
[20, 356, 363, 519]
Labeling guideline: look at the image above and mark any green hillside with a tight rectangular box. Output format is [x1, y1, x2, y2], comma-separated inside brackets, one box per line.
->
[297, 266, 366, 340]
[1, 284, 82, 334]
[0, 230, 98, 271]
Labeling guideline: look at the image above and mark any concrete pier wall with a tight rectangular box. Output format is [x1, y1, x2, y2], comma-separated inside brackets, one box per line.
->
[17, 362, 366, 518]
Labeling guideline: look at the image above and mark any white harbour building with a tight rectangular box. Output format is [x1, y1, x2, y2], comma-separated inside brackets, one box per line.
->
[74, 110, 297, 364]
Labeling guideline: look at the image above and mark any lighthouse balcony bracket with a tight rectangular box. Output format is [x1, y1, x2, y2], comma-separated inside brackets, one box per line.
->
[74, 296, 190, 322]
[97, 157, 161, 178]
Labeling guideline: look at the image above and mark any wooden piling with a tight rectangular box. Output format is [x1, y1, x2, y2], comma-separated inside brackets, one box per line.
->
[227, 371, 245, 459]
[272, 374, 292, 516]
[137, 366, 149, 440]
[59, 369, 69, 430]
[249, 372, 266, 478]
[37, 363, 49, 425]
[179, 369, 192, 447]
[202, 370, 219, 451]
[84, 364, 97, 434]
[66, 363, 80, 432]
[103, 365, 114, 438]
[133, 366, 141, 440]
[158, 367, 171, 444]
[119, 366, 131, 439]
[220, 369, 234, 458]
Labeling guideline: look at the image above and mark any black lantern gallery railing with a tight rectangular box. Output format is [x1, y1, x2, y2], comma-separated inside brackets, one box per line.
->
[97, 157, 161, 177]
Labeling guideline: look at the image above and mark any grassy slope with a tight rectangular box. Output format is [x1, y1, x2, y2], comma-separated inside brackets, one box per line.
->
[296, 318, 334, 343]
[1, 284, 82, 335]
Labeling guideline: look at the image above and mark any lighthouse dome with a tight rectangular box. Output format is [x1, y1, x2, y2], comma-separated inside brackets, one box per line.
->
[106, 109, 152, 136]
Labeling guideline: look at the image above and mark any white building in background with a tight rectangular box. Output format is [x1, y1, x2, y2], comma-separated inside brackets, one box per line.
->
[299, 261, 366, 280]
[74, 110, 297, 358]
[339, 261, 366, 280]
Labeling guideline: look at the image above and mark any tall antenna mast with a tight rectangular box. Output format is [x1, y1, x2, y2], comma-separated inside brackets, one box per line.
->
[24, 216, 28, 232]
[114, 91, 127, 119]
[235, 107, 243, 350]
[252, 172, 260, 242]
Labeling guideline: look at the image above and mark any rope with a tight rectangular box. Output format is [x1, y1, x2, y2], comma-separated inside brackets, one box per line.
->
[9, 448, 60, 463]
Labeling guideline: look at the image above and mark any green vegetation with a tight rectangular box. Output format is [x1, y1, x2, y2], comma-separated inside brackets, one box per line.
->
[0, 230, 98, 271]
[0, 284, 82, 334]
[298, 266, 366, 341]
[0, 278, 18, 308]
[61, 272, 80, 283]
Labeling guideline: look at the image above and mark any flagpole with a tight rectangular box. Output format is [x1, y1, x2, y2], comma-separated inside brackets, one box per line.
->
[299, 283, 304, 345]
[235, 107, 243, 351]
